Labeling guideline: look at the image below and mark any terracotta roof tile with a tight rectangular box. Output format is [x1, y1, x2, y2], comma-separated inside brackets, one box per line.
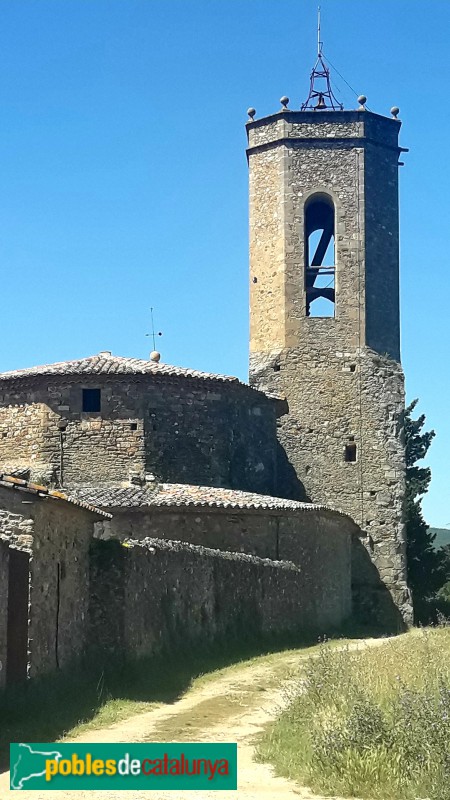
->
[72, 483, 346, 515]
[0, 474, 112, 519]
[0, 352, 242, 386]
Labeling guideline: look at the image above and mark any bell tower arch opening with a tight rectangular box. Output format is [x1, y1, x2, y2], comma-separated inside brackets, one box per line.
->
[305, 193, 335, 318]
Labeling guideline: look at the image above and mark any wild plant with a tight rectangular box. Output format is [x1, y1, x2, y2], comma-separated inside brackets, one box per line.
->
[258, 628, 450, 799]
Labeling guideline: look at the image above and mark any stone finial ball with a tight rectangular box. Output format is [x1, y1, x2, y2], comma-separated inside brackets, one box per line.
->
[150, 351, 161, 363]
[280, 96, 289, 108]
[391, 106, 400, 118]
[357, 95, 367, 106]
[247, 107, 256, 120]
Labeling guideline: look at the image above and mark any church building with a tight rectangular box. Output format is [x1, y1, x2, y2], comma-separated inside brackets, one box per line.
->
[0, 54, 413, 684]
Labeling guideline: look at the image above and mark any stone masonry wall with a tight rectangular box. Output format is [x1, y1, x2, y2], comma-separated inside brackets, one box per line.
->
[0, 487, 98, 680]
[248, 138, 286, 352]
[0, 489, 34, 685]
[98, 507, 281, 557]
[96, 505, 356, 628]
[247, 110, 412, 627]
[0, 376, 277, 494]
[250, 348, 408, 628]
[0, 487, 35, 553]
[0, 403, 48, 480]
[0, 539, 8, 689]
[365, 140, 400, 360]
[247, 110, 401, 357]
[88, 536, 352, 665]
[28, 502, 95, 678]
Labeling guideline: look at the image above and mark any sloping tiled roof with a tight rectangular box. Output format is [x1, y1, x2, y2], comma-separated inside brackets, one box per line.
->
[1, 465, 30, 479]
[72, 483, 344, 515]
[0, 352, 242, 386]
[0, 474, 112, 519]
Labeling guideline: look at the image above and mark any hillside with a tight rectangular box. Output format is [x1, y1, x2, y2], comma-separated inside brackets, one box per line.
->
[431, 527, 450, 549]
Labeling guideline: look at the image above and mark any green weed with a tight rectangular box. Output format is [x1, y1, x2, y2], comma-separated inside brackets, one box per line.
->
[258, 628, 450, 799]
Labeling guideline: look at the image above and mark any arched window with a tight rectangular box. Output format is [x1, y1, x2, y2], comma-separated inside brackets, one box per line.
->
[305, 194, 335, 317]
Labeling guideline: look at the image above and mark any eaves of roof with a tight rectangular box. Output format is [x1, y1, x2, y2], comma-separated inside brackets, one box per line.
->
[0, 474, 112, 519]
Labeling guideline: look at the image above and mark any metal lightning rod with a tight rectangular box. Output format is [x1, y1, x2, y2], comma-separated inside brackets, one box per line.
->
[317, 6, 322, 57]
[150, 307, 156, 351]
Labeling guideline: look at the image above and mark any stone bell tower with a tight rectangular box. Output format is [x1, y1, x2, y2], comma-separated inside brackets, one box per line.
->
[246, 62, 413, 627]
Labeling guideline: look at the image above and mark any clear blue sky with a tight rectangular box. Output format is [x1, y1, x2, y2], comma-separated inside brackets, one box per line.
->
[0, 0, 448, 527]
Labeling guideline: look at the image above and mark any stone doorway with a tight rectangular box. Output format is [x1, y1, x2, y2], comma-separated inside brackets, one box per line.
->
[6, 548, 29, 684]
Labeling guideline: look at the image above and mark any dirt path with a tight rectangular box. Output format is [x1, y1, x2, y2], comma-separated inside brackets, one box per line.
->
[0, 639, 387, 799]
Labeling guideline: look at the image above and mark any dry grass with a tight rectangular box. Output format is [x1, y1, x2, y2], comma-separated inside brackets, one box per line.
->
[258, 627, 450, 800]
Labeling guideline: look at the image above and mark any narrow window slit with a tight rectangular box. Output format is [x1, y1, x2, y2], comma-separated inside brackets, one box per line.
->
[344, 442, 357, 462]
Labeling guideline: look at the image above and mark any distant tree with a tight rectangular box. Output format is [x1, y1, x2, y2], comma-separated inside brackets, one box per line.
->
[404, 399, 443, 623]
[436, 543, 450, 612]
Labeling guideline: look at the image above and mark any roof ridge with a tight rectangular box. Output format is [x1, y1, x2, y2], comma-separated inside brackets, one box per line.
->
[0, 352, 243, 386]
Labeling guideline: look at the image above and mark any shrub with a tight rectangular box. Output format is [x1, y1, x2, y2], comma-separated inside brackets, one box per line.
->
[258, 629, 450, 799]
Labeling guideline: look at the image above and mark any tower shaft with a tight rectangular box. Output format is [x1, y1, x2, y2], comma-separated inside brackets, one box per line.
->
[247, 109, 412, 627]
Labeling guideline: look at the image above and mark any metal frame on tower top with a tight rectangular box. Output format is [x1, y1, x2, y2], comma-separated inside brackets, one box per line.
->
[301, 8, 343, 111]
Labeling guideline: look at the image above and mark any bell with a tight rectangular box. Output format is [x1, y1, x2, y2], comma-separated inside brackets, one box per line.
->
[315, 93, 327, 110]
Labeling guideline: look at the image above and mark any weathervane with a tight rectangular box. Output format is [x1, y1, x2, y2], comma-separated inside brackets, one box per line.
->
[145, 307, 163, 362]
[301, 7, 343, 111]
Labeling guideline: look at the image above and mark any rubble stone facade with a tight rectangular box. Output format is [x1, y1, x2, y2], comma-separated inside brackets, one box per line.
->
[0, 481, 109, 682]
[0, 477, 353, 684]
[0, 539, 8, 688]
[0, 358, 278, 494]
[89, 535, 351, 665]
[247, 109, 412, 626]
[96, 504, 354, 561]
